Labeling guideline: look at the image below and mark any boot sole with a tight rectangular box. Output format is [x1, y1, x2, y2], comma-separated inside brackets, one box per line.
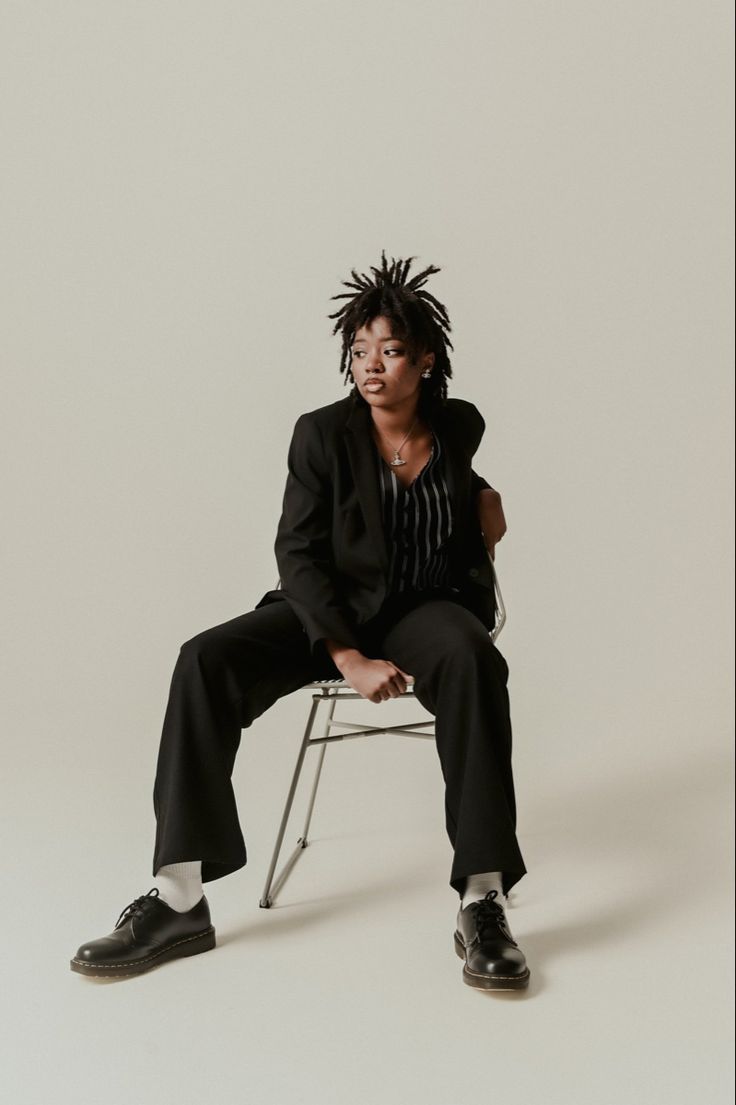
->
[454, 931, 530, 991]
[70, 925, 216, 979]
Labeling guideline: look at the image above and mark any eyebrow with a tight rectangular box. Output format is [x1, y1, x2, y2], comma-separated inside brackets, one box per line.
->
[352, 336, 403, 344]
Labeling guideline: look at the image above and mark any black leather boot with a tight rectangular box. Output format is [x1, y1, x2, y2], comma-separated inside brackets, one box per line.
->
[70, 887, 216, 979]
[454, 889, 530, 991]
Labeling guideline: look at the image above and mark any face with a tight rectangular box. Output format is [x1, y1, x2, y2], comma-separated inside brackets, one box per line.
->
[350, 315, 434, 408]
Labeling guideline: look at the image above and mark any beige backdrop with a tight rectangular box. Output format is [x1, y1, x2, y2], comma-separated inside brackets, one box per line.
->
[2, 2, 733, 1103]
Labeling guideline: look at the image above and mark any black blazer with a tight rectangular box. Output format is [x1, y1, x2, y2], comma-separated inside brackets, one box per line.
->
[254, 391, 497, 656]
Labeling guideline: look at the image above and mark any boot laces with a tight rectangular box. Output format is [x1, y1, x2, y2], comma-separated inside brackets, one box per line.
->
[115, 887, 161, 930]
[470, 889, 517, 945]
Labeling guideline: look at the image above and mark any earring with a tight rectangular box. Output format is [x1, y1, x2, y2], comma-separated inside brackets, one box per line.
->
[421, 370, 432, 378]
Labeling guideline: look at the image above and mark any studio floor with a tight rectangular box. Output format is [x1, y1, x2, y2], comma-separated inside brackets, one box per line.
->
[6, 689, 734, 1105]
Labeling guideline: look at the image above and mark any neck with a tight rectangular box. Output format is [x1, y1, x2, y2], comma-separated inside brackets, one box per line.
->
[368, 394, 424, 439]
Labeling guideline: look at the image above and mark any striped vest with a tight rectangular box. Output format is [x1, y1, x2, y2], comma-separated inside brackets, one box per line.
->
[372, 428, 455, 594]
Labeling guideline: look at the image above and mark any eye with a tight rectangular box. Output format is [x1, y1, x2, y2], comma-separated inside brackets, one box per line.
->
[351, 346, 404, 357]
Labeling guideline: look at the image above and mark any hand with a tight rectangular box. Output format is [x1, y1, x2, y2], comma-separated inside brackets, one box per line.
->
[339, 654, 414, 704]
[477, 488, 507, 561]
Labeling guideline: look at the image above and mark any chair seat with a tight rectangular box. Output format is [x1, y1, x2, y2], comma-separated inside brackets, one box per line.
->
[302, 676, 417, 690]
[303, 677, 348, 687]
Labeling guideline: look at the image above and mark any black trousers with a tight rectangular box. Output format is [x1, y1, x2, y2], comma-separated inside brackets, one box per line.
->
[151, 587, 527, 899]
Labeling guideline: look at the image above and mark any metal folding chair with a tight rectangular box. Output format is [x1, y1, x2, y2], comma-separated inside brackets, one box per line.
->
[259, 552, 506, 908]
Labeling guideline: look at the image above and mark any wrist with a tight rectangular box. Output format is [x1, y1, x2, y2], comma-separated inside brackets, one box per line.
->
[324, 640, 363, 672]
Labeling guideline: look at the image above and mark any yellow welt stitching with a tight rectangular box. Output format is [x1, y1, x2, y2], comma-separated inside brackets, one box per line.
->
[72, 928, 213, 970]
[464, 965, 529, 981]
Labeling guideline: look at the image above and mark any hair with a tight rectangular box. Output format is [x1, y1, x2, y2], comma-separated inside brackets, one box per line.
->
[327, 249, 455, 414]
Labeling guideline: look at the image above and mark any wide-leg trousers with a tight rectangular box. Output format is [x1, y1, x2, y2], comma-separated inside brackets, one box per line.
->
[151, 587, 528, 899]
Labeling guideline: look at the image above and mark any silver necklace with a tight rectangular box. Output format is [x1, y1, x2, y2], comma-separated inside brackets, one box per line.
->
[375, 415, 418, 466]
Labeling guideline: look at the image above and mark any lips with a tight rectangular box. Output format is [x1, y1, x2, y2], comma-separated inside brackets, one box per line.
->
[364, 380, 384, 389]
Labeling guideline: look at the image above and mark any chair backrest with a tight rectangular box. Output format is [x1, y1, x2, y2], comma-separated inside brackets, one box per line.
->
[274, 550, 506, 641]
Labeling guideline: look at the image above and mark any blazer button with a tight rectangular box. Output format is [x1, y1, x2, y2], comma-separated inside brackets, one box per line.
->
[468, 568, 479, 577]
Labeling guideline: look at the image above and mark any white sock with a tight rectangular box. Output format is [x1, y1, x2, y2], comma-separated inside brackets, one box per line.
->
[459, 870, 505, 912]
[154, 861, 204, 912]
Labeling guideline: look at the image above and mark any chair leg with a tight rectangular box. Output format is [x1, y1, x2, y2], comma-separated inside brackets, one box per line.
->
[259, 693, 336, 908]
[298, 693, 337, 846]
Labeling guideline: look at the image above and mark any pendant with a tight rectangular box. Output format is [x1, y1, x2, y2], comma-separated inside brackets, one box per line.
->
[389, 452, 407, 466]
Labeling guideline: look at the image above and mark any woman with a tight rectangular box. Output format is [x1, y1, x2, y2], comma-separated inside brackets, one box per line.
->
[70, 251, 530, 991]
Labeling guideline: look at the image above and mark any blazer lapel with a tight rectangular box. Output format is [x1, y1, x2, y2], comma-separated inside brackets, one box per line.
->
[430, 401, 473, 571]
[429, 399, 468, 521]
[344, 398, 390, 576]
[343, 395, 473, 579]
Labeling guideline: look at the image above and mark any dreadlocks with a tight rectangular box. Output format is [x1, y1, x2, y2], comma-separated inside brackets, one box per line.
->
[327, 249, 455, 412]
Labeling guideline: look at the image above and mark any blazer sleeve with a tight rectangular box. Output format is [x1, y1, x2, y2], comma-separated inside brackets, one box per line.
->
[470, 469, 494, 495]
[469, 410, 494, 495]
[274, 413, 362, 656]
[465, 403, 495, 496]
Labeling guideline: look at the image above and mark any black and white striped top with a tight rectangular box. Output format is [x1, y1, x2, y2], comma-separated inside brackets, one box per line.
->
[372, 429, 454, 594]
